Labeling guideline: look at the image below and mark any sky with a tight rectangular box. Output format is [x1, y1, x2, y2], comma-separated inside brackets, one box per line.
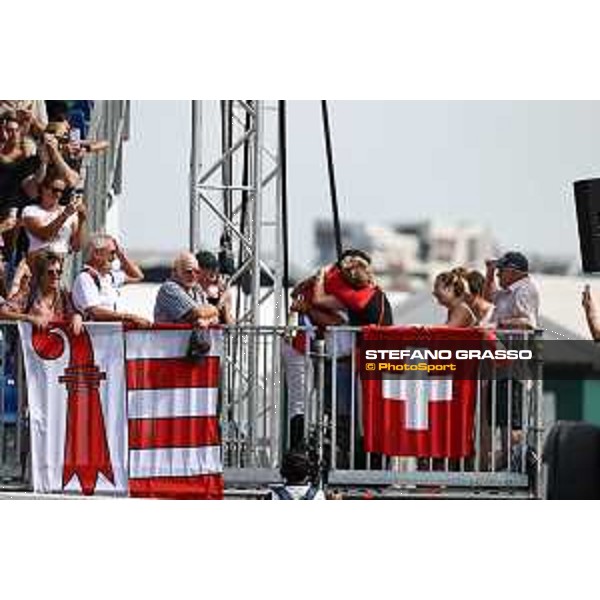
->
[120, 100, 600, 269]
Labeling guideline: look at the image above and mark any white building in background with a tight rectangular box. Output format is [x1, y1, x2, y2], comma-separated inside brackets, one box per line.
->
[424, 222, 495, 273]
[315, 219, 496, 291]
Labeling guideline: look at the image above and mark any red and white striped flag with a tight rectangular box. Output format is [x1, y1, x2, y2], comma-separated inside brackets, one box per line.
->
[125, 327, 224, 499]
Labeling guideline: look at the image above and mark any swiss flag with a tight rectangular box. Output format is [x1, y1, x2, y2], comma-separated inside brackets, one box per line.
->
[362, 326, 491, 458]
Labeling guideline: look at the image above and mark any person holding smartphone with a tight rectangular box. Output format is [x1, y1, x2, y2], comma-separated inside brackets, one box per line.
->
[21, 175, 87, 257]
[195, 250, 234, 325]
[9, 175, 87, 297]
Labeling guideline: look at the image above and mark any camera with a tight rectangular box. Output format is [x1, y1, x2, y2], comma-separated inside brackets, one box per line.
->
[59, 188, 84, 206]
[186, 328, 212, 360]
[206, 282, 222, 306]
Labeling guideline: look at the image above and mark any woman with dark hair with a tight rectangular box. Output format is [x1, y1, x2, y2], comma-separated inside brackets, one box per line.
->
[21, 174, 86, 257]
[7, 174, 86, 296]
[0, 111, 39, 215]
[465, 269, 495, 326]
[0, 249, 82, 333]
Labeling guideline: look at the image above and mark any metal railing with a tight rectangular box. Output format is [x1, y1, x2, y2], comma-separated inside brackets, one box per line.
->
[319, 327, 544, 498]
[0, 323, 27, 487]
[0, 323, 546, 498]
[221, 325, 545, 498]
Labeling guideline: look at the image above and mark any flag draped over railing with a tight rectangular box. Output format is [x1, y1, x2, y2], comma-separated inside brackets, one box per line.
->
[125, 327, 223, 499]
[19, 323, 223, 499]
[361, 326, 492, 458]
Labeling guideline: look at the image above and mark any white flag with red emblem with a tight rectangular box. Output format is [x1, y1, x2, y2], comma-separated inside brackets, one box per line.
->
[19, 322, 128, 495]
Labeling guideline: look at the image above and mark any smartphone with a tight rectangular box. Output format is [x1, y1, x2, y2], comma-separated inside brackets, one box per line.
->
[69, 128, 81, 144]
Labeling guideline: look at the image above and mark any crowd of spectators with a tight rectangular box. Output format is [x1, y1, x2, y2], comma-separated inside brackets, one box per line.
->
[431, 251, 540, 330]
[430, 251, 540, 470]
[0, 100, 233, 344]
[0, 236, 233, 342]
[0, 101, 576, 497]
[285, 248, 541, 471]
[0, 100, 106, 296]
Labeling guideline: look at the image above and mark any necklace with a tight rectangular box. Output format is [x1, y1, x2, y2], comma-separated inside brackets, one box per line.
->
[37, 289, 62, 316]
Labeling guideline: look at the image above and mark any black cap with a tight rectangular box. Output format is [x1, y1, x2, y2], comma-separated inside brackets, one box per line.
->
[496, 251, 529, 273]
[195, 250, 218, 271]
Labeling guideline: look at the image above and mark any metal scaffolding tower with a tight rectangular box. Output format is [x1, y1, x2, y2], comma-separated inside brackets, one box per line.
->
[189, 101, 285, 467]
[189, 100, 284, 328]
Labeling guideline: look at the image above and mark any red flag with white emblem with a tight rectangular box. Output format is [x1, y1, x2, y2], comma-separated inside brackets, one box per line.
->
[361, 326, 489, 458]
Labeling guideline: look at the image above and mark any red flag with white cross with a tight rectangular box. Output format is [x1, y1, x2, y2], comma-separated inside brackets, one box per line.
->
[361, 326, 489, 458]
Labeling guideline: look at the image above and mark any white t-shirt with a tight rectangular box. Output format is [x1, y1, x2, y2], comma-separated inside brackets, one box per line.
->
[71, 267, 126, 315]
[22, 204, 77, 254]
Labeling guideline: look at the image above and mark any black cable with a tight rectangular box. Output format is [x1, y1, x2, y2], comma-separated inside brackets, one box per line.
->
[321, 100, 342, 261]
[219, 100, 234, 276]
[279, 100, 290, 321]
[236, 101, 252, 310]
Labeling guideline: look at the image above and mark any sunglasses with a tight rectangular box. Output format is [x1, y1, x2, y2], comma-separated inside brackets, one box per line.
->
[46, 269, 63, 277]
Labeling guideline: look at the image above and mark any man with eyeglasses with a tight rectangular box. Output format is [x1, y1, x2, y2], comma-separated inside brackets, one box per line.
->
[71, 233, 151, 327]
[153, 251, 219, 326]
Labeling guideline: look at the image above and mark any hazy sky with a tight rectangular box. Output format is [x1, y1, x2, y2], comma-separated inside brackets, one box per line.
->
[120, 100, 600, 268]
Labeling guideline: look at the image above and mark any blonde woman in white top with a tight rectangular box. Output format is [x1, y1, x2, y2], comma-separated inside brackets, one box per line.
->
[432, 268, 477, 327]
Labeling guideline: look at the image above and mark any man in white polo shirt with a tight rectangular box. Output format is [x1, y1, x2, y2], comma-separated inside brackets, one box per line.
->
[71, 233, 151, 327]
[483, 250, 539, 470]
[484, 251, 540, 329]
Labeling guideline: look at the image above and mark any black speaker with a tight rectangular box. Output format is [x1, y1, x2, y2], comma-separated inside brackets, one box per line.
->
[543, 421, 600, 499]
[574, 178, 600, 273]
